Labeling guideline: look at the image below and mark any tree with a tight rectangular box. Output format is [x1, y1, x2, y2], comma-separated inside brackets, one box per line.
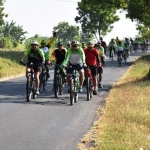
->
[1, 20, 27, 42]
[80, 30, 94, 43]
[75, 1, 119, 40]
[0, 0, 8, 25]
[81, 0, 150, 25]
[53, 22, 80, 45]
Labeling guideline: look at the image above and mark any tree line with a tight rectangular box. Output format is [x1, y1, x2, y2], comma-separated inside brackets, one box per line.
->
[0, 0, 149, 49]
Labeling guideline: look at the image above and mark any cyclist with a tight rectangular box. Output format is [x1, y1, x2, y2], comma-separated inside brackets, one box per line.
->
[94, 43, 104, 88]
[108, 38, 117, 58]
[100, 37, 107, 54]
[97, 41, 105, 66]
[115, 36, 120, 45]
[51, 42, 67, 90]
[84, 41, 101, 95]
[124, 42, 130, 57]
[61, 40, 86, 93]
[66, 41, 71, 50]
[116, 41, 124, 64]
[40, 31, 56, 78]
[20, 41, 45, 94]
[82, 42, 86, 49]
[133, 38, 139, 51]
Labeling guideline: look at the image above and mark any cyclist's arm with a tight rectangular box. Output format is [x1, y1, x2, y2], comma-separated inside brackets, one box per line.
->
[61, 48, 71, 66]
[79, 48, 86, 64]
[38, 49, 45, 62]
[46, 36, 55, 48]
[96, 54, 100, 64]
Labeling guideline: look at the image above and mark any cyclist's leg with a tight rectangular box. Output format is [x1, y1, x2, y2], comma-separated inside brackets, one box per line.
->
[45, 60, 50, 78]
[66, 66, 73, 91]
[91, 66, 98, 95]
[34, 66, 42, 94]
[98, 66, 103, 88]
[109, 48, 111, 58]
[77, 64, 84, 87]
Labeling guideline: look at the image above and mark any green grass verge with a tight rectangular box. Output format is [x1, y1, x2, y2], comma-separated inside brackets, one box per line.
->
[0, 44, 26, 78]
[78, 54, 150, 150]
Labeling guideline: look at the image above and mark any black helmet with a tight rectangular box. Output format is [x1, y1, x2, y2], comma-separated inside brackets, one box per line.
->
[71, 40, 79, 45]
[57, 42, 63, 46]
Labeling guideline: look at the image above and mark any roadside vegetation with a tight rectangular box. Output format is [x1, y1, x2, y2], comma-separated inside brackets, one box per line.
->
[78, 54, 150, 150]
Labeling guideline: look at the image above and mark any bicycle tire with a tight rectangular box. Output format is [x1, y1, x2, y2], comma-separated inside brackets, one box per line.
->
[43, 72, 48, 91]
[32, 80, 37, 99]
[59, 77, 63, 95]
[74, 79, 78, 103]
[39, 73, 43, 92]
[70, 79, 74, 105]
[89, 78, 93, 98]
[54, 80, 58, 98]
[26, 75, 32, 102]
[111, 50, 114, 61]
[86, 77, 90, 101]
[124, 52, 127, 63]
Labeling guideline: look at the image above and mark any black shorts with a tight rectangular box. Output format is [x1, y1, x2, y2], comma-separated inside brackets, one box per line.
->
[27, 63, 42, 73]
[97, 66, 103, 74]
[88, 65, 97, 76]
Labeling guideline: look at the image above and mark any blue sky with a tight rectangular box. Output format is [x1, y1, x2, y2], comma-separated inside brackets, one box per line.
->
[4, 0, 138, 43]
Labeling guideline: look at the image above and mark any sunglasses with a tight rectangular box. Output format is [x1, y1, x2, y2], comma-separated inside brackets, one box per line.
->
[72, 45, 77, 47]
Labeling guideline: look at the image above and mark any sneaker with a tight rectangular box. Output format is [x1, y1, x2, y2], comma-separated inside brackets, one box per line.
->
[93, 90, 98, 95]
[98, 83, 103, 88]
[78, 87, 83, 93]
[36, 89, 40, 95]
[47, 73, 50, 78]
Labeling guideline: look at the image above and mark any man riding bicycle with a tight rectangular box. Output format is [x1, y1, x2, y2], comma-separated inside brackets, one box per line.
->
[51, 42, 67, 91]
[94, 43, 104, 88]
[61, 40, 86, 93]
[20, 41, 45, 95]
[84, 42, 101, 95]
[40, 31, 56, 78]
[108, 38, 117, 58]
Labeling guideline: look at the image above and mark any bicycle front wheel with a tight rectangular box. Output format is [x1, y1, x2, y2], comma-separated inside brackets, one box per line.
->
[70, 79, 74, 105]
[26, 75, 33, 102]
[43, 72, 48, 91]
[86, 77, 90, 101]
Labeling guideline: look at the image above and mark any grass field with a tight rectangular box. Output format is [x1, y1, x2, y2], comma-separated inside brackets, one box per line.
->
[78, 54, 150, 150]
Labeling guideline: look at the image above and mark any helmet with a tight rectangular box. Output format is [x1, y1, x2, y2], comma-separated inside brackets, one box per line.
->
[71, 40, 79, 45]
[41, 40, 46, 44]
[57, 42, 63, 46]
[87, 41, 93, 45]
[97, 41, 101, 44]
[94, 43, 99, 47]
[31, 40, 39, 46]
[67, 41, 71, 45]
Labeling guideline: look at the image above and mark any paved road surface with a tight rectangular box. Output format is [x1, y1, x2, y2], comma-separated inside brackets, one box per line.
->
[0, 51, 145, 150]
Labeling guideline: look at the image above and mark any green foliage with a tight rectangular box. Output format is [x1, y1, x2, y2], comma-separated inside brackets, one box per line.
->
[53, 22, 80, 45]
[75, 1, 119, 40]
[0, 37, 6, 48]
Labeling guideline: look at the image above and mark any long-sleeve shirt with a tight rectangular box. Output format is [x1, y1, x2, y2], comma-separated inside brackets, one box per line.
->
[61, 47, 85, 66]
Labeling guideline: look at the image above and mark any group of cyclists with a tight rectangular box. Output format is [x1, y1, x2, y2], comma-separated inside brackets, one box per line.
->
[19, 32, 149, 99]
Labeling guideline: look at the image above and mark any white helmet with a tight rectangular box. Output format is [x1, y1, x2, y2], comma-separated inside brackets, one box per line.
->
[31, 40, 39, 46]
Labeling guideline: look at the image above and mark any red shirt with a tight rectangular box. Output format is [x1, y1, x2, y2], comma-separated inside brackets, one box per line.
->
[101, 41, 107, 48]
[84, 48, 98, 66]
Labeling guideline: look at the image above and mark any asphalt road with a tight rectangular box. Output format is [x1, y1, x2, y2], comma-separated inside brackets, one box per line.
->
[0, 51, 145, 150]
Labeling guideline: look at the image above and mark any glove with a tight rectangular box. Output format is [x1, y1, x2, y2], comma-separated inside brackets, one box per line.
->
[83, 63, 87, 68]
[97, 63, 101, 67]
[53, 31, 56, 37]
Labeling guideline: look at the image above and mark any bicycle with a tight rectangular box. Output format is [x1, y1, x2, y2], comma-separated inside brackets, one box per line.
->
[54, 64, 65, 98]
[110, 46, 115, 60]
[85, 66, 94, 101]
[19, 61, 37, 102]
[117, 51, 123, 67]
[68, 66, 79, 105]
[39, 64, 48, 91]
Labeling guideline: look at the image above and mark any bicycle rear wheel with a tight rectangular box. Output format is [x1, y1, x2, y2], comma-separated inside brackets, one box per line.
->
[26, 75, 33, 102]
[86, 77, 90, 101]
[43, 72, 48, 91]
[70, 79, 74, 105]
[32, 80, 37, 99]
